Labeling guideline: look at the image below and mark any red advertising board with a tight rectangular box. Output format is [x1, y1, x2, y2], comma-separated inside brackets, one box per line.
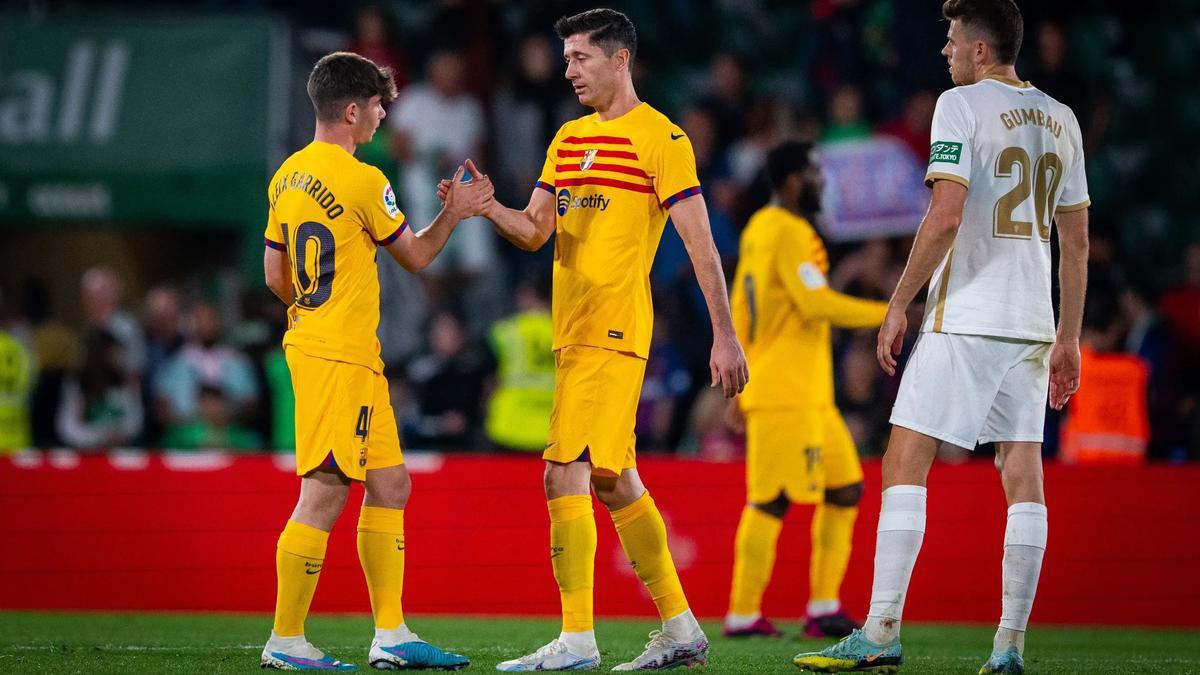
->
[1, 452, 1196, 627]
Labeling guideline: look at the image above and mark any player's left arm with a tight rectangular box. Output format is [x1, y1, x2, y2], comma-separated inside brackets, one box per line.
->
[656, 127, 747, 397]
[1050, 207, 1088, 410]
[877, 179, 967, 374]
[1047, 114, 1091, 410]
[670, 195, 749, 398]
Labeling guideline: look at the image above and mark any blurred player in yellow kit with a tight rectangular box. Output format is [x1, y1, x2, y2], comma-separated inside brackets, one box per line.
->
[441, 8, 748, 671]
[725, 141, 887, 640]
[259, 51, 491, 671]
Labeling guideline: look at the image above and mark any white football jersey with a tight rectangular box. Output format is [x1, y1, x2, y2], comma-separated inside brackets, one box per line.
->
[922, 76, 1089, 342]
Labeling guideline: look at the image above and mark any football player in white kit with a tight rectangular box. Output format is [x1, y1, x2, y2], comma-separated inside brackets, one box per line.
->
[793, 2, 1089, 673]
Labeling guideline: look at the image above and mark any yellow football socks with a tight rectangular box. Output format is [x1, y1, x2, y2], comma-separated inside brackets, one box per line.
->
[728, 505, 783, 616]
[273, 520, 330, 637]
[548, 495, 597, 632]
[611, 491, 690, 621]
[357, 506, 407, 630]
[810, 503, 858, 608]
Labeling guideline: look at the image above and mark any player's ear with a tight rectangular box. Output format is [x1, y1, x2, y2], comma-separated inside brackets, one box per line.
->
[614, 47, 630, 72]
[344, 100, 358, 125]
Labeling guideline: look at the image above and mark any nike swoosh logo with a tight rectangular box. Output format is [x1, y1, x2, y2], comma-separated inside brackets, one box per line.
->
[670, 132, 685, 140]
[305, 568, 321, 575]
[863, 651, 889, 663]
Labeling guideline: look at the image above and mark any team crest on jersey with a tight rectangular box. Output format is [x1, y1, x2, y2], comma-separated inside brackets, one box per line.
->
[798, 262, 828, 290]
[382, 183, 400, 217]
[580, 149, 598, 171]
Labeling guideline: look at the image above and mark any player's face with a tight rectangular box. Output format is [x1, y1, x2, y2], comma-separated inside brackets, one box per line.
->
[799, 152, 825, 214]
[941, 19, 977, 86]
[563, 34, 620, 107]
[353, 94, 386, 144]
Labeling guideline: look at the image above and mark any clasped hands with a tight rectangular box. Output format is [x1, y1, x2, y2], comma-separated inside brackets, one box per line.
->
[439, 159, 495, 219]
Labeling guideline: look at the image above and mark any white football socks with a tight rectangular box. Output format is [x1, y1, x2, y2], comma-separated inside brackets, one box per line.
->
[994, 502, 1047, 655]
[863, 485, 927, 645]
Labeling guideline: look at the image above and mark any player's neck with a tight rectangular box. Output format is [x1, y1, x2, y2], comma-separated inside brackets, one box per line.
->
[593, 82, 641, 121]
[313, 124, 357, 156]
[975, 63, 1020, 86]
[773, 197, 809, 221]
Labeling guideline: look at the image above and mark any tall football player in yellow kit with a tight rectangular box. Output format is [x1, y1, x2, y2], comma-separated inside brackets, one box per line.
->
[260, 52, 491, 671]
[725, 142, 886, 640]
[440, 8, 749, 672]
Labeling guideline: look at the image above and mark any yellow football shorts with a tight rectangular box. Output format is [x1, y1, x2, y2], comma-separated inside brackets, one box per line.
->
[744, 406, 863, 504]
[285, 346, 403, 482]
[544, 345, 644, 477]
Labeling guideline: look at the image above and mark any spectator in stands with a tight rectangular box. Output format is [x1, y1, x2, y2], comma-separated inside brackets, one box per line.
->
[161, 384, 263, 450]
[492, 34, 576, 205]
[17, 278, 77, 447]
[1158, 242, 1200, 459]
[728, 98, 783, 187]
[637, 316, 692, 453]
[698, 52, 752, 156]
[877, 90, 936, 162]
[389, 48, 500, 335]
[81, 267, 145, 375]
[483, 273, 554, 452]
[390, 50, 491, 282]
[55, 330, 142, 450]
[141, 285, 184, 445]
[154, 304, 259, 447]
[821, 84, 872, 143]
[405, 311, 487, 450]
[348, 5, 409, 91]
[0, 289, 33, 452]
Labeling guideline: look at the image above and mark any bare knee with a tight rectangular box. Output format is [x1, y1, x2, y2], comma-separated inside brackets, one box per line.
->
[293, 468, 351, 530]
[751, 493, 790, 519]
[995, 443, 1045, 505]
[364, 465, 411, 509]
[825, 482, 864, 507]
[593, 468, 645, 511]
[544, 460, 591, 499]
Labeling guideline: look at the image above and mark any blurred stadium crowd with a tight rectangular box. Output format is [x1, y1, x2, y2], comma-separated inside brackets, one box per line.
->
[0, 0, 1197, 460]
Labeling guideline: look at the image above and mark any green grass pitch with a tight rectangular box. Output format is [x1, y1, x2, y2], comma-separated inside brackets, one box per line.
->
[1, 612, 1197, 673]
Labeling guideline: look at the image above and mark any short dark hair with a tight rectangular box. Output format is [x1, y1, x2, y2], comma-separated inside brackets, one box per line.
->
[942, 0, 1024, 65]
[554, 8, 637, 62]
[307, 51, 398, 122]
[765, 141, 815, 192]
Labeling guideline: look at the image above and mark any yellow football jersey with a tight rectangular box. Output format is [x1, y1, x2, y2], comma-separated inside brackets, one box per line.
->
[264, 141, 407, 373]
[731, 205, 888, 409]
[535, 103, 701, 359]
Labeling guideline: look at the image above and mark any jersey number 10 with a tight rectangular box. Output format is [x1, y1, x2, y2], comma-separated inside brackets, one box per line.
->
[282, 221, 336, 309]
[992, 147, 1063, 243]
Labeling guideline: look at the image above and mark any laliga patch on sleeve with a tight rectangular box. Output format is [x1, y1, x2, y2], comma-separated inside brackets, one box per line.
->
[929, 141, 963, 165]
[798, 262, 827, 290]
[382, 183, 401, 218]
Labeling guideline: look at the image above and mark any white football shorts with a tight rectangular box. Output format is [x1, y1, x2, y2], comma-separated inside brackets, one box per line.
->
[890, 332, 1052, 449]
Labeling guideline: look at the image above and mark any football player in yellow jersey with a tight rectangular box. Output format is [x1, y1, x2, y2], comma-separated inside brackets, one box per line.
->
[725, 142, 887, 641]
[439, 8, 748, 672]
[259, 52, 490, 671]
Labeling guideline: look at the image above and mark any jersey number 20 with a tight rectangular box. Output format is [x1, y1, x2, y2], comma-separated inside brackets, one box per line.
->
[993, 147, 1063, 243]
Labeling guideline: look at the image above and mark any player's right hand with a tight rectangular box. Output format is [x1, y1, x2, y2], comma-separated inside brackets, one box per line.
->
[710, 333, 749, 398]
[876, 304, 907, 375]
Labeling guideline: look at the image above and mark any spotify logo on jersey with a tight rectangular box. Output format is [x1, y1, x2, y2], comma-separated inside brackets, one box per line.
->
[556, 188, 611, 216]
